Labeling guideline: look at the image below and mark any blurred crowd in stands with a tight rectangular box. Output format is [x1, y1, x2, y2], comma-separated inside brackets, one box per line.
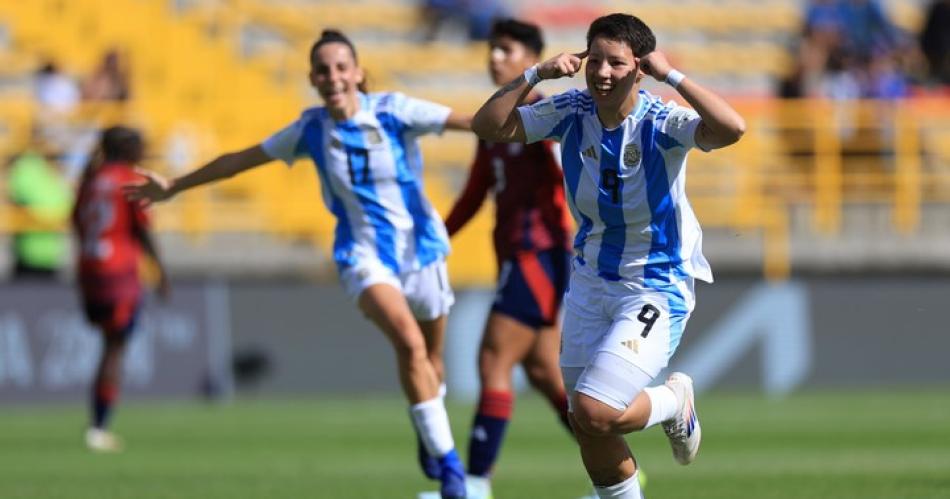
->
[6, 49, 130, 280]
[5, 0, 950, 280]
[780, 0, 950, 99]
[418, 0, 510, 42]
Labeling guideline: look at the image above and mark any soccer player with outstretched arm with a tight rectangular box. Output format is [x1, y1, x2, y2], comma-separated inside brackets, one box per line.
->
[124, 30, 471, 499]
[471, 13, 745, 499]
[73, 126, 169, 452]
[443, 19, 575, 498]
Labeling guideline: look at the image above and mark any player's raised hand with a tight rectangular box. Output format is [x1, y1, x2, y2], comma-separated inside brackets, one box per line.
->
[638, 51, 674, 82]
[123, 168, 174, 207]
[537, 50, 588, 81]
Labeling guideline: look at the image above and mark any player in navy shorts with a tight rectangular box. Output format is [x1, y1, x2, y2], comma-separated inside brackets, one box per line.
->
[443, 19, 574, 497]
[73, 126, 169, 452]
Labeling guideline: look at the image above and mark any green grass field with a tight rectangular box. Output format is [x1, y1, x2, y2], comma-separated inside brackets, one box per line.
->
[1, 390, 948, 499]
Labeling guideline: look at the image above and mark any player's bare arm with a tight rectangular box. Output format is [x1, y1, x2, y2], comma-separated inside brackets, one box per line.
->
[133, 225, 170, 300]
[472, 51, 588, 143]
[444, 111, 474, 131]
[639, 51, 746, 150]
[123, 144, 272, 206]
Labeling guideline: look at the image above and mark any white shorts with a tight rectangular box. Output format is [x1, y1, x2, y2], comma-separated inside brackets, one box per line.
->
[560, 258, 695, 410]
[339, 258, 455, 321]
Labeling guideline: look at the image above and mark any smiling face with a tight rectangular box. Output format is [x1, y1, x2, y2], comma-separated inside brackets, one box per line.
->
[309, 42, 363, 117]
[488, 35, 538, 86]
[585, 35, 640, 114]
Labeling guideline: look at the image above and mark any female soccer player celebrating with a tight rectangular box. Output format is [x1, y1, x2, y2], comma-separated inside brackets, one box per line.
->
[472, 13, 745, 499]
[125, 30, 470, 498]
[443, 19, 574, 497]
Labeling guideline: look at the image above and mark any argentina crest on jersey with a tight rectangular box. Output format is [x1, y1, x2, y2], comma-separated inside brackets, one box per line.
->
[622, 141, 641, 170]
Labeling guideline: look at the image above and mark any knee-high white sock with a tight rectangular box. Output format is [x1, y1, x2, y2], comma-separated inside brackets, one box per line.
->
[409, 396, 456, 457]
[594, 471, 642, 499]
[643, 385, 678, 429]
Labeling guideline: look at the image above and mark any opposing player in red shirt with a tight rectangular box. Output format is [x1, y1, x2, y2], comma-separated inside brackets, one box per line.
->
[444, 19, 574, 496]
[72, 126, 168, 452]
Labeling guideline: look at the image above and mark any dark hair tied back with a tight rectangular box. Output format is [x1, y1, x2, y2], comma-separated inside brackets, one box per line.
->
[309, 29, 367, 92]
[101, 125, 144, 163]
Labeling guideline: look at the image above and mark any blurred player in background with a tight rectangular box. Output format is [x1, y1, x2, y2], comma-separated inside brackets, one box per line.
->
[125, 30, 471, 499]
[472, 13, 746, 499]
[443, 19, 573, 498]
[73, 125, 169, 452]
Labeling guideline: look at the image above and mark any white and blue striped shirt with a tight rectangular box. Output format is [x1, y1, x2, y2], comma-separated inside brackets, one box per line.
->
[262, 92, 452, 274]
[518, 88, 712, 285]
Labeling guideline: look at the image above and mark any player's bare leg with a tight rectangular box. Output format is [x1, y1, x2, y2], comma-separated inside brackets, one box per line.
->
[467, 312, 536, 490]
[86, 331, 127, 452]
[418, 315, 447, 385]
[359, 283, 439, 402]
[359, 284, 465, 498]
[570, 373, 701, 497]
[416, 314, 449, 480]
[522, 324, 571, 431]
[479, 313, 536, 392]
[571, 394, 643, 497]
[586, 373, 701, 465]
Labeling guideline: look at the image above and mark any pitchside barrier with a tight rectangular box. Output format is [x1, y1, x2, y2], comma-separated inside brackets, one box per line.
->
[0, 281, 233, 403]
[5, 277, 947, 403]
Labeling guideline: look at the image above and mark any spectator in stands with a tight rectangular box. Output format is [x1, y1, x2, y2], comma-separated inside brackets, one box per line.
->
[866, 50, 908, 99]
[33, 60, 82, 161]
[81, 49, 131, 102]
[419, 0, 510, 42]
[804, 0, 902, 62]
[6, 141, 73, 280]
[788, 0, 911, 99]
[34, 60, 80, 114]
[920, 0, 950, 85]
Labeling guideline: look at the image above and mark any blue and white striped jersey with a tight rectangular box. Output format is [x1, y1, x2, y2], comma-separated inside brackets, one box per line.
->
[262, 92, 451, 274]
[518, 88, 713, 285]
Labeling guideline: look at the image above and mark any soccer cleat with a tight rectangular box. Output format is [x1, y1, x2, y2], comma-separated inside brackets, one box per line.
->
[464, 474, 493, 499]
[418, 435, 442, 480]
[438, 450, 467, 499]
[85, 427, 123, 453]
[661, 372, 701, 465]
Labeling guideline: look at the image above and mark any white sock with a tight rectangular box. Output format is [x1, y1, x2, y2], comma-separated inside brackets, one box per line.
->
[409, 396, 456, 457]
[438, 382, 447, 399]
[594, 471, 642, 499]
[643, 385, 678, 428]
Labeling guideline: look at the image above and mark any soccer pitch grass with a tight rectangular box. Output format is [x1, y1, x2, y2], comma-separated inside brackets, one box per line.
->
[1, 390, 948, 499]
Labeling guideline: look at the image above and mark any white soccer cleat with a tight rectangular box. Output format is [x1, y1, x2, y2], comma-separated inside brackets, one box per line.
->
[465, 475, 493, 499]
[661, 372, 701, 465]
[85, 427, 123, 453]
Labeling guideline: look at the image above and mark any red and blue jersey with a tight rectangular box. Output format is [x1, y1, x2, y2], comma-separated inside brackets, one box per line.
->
[72, 162, 148, 303]
[444, 129, 572, 267]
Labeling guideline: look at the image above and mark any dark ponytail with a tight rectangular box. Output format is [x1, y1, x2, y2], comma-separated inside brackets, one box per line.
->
[79, 126, 142, 186]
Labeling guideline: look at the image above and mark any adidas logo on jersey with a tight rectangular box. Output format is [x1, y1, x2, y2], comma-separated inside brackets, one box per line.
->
[582, 145, 598, 160]
[621, 339, 640, 353]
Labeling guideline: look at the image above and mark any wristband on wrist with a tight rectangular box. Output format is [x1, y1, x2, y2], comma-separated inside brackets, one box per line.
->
[523, 65, 541, 86]
[665, 69, 686, 88]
